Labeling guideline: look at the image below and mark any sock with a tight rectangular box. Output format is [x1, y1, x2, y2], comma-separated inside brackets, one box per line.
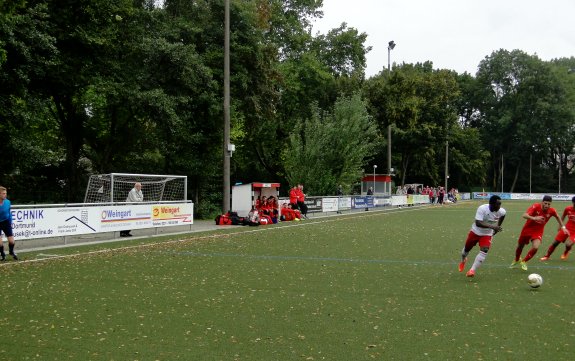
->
[545, 243, 557, 257]
[523, 248, 538, 262]
[470, 251, 487, 272]
[564, 244, 573, 256]
[515, 246, 523, 262]
[0, 244, 4, 257]
[461, 247, 469, 260]
[9, 243, 15, 255]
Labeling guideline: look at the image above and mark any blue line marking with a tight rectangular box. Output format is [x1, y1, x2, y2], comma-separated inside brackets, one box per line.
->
[166, 251, 575, 271]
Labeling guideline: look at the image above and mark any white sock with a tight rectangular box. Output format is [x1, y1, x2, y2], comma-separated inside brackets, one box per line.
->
[470, 251, 487, 271]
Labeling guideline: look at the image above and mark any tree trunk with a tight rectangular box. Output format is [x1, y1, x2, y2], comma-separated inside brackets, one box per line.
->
[401, 153, 410, 186]
[509, 161, 520, 193]
[54, 94, 85, 202]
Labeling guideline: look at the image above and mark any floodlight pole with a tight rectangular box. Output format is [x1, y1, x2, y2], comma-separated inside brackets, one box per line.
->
[559, 163, 562, 194]
[373, 165, 377, 193]
[387, 41, 396, 178]
[444, 140, 449, 192]
[223, 0, 231, 213]
[529, 154, 533, 195]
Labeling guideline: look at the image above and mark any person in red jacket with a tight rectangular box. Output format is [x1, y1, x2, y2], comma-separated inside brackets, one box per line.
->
[296, 184, 308, 218]
[267, 196, 279, 223]
[289, 186, 299, 210]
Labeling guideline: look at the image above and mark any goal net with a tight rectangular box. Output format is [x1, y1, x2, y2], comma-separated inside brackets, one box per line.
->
[84, 173, 187, 203]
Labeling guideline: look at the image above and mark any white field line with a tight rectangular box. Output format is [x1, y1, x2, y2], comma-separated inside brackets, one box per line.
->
[1, 205, 435, 267]
[36, 253, 63, 258]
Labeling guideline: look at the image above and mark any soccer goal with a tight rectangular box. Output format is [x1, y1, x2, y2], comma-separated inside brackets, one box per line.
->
[84, 173, 187, 204]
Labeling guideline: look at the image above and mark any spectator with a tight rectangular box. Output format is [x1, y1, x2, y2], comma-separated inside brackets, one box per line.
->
[289, 186, 299, 210]
[429, 187, 436, 204]
[121, 182, 143, 237]
[267, 196, 279, 223]
[437, 187, 445, 205]
[336, 185, 344, 214]
[296, 184, 308, 219]
[367, 187, 373, 195]
[280, 203, 301, 222]
[247, 208, 260, 226]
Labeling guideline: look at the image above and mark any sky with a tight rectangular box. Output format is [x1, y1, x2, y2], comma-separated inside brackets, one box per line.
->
[312, 0, 575, 77]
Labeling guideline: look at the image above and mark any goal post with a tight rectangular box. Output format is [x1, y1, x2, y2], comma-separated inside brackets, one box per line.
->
[84, 173, 187, 204]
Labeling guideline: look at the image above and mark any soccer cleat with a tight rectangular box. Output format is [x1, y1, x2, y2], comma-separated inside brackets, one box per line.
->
[560, 253, 569, 260]
[540, 256, 550, 261]
[520, 261, 528, 271]
[10, 253, 18, 261]
[0, 255, 5, 262]
[466, 269, 475, 277]
[458, 258, 467, 272]
[509, 260, 519, 268]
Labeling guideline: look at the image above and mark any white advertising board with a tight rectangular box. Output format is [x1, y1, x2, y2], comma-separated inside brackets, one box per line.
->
[338, 197, 351, 210]
[322, 198, 339, 212]
[7, 203, 194, 241]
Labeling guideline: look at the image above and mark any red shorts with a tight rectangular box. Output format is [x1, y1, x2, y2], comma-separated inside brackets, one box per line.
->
[465, 231, 492, 249]
[517, 232, 543, 245]
[554, 229, 575, 243]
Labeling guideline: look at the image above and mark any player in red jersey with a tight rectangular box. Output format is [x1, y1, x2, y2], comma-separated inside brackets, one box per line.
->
[540, 196, 575, 261]
[510, 195, 567, 271]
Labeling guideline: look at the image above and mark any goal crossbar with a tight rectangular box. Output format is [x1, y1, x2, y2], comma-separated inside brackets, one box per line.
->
[84, 173, 187, 204]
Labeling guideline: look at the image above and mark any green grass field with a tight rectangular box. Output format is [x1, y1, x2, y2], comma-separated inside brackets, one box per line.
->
[2, 200, 575, 360]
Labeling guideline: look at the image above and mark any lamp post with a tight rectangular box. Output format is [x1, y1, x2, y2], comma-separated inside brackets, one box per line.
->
[559, 162, 562, 194]
[373, 165, 377, 194]
[387, 40, 395, 178]
[529, 154, 533, 195]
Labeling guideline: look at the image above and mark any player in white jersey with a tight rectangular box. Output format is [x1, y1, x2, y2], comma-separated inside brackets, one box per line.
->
[459, 195, 506, 277]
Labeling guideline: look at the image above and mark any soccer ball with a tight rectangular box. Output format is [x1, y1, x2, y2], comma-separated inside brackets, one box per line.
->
[527, 273, 543, 288]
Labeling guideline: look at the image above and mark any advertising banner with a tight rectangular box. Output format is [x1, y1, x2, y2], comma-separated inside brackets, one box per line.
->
[322, 198, 339, 212]
[11, 207, 100, 240]
[99, 204, 154, 232]
[352, 196, 374, 209]
[152, 203, 193, 227]
[338, 197, 351, 210]
[374, 197, 392, 207]
[304, 198, 323, 212]
[7, 203, 194, 241]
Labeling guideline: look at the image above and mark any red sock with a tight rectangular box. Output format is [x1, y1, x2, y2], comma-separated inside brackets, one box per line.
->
[523, 248, 538, 262]
[565, 244, 573, 255]
[515, 246, 524, 261]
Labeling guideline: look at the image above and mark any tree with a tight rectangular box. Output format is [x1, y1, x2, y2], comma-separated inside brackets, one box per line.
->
[283, 93, 379, 195]
[238, 0, 371, 186]
[364, 62, 469, 187]
[475, 49, 575, 192]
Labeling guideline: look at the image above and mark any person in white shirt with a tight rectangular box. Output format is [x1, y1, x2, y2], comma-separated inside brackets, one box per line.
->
[121, 182, 143, 237]
[459, 195, 506, 277]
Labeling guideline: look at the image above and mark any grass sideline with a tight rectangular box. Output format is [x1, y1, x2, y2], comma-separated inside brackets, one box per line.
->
[2, 200, 575, 360]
